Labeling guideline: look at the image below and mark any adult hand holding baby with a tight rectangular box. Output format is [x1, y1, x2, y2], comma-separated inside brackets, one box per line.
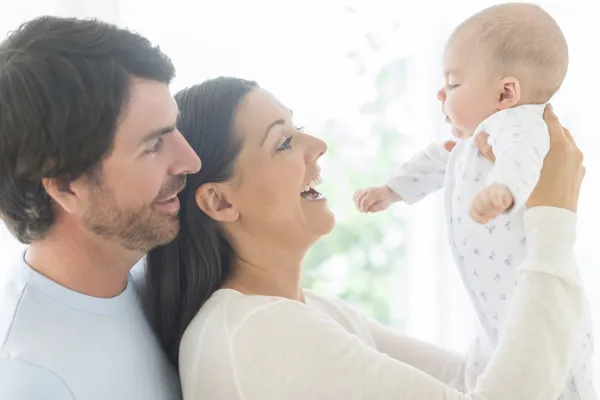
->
[442, 133, 495, 160]
[525, 104, 585, 212]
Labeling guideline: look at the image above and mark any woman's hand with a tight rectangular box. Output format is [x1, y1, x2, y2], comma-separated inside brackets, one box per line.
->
[526, 104, 585, 212]
[443, 134, 496, 161]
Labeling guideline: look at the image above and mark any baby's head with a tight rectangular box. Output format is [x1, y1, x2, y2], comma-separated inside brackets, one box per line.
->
[438, 3, 568, 138]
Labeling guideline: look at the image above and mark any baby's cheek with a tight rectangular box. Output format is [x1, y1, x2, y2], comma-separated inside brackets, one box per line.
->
[447, 97, 467, 123]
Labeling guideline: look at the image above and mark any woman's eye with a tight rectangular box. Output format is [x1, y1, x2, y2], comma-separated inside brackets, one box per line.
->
[277, 136, 292, 151]
[446, 84, 460, 90]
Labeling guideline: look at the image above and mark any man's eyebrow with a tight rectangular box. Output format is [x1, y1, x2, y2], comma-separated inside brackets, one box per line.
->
[139, 111, 181, 145]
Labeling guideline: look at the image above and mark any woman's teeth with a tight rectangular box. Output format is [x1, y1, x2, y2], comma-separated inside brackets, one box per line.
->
[302, 174, 323, 193]
[301, 174, 325, 200]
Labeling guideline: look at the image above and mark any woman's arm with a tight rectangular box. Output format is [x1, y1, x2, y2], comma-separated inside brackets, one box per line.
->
[230, 206, 581, 400]
[314, 292, 469, 391]
[363, 313, 468, 391]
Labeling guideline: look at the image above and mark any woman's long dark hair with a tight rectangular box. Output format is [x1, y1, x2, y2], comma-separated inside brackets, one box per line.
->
[143, 77, 258, 368]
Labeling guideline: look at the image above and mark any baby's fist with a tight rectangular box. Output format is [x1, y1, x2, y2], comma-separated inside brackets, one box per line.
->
[470, 183, 514, 224]
[353, 185, 400, 213]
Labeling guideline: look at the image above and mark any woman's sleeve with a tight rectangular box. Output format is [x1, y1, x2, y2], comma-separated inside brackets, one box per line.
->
[364, 316, 468, 391]
[231, 207, 582, 400]
[312, 289, 469, 391]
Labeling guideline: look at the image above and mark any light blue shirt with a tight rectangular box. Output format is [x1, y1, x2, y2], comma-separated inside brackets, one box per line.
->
[0, 255, 181, 400]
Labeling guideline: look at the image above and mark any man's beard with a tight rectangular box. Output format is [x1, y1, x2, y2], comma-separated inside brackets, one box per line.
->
[82, 178, 184, 253]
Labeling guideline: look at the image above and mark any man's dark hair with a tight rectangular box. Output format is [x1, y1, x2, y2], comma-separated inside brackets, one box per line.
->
[0, 16, 176, 243]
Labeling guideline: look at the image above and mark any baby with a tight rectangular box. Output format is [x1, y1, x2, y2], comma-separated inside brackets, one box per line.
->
[355, 3, 596, 399]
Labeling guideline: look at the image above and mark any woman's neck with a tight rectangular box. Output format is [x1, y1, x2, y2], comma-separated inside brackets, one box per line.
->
[223, 252, 305, 302]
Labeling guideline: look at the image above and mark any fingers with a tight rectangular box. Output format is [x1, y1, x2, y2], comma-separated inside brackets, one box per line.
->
[563, 127, 574, 142]
[353, 189, 376, 212]
[580, 165, 587, 190]
[360, 193, 373, 212]
[541, 106, 584, 167]
[368, 201, 387, 213]
[470, 185, 514, 224]
[562, 128, 585, 167]
[352, 190, 362, 206]
[354, 188, 390, 213]
[469, 207, 490, 225]
[443, 141, 456, 153]
[353, 190, 366, 211]
[543, 104, 567, 144]
[474, 132, 496, 162]
[469, 196, 492, 224]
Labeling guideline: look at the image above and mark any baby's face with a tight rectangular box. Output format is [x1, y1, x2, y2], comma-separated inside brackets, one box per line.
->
[438, 43, 499, 138]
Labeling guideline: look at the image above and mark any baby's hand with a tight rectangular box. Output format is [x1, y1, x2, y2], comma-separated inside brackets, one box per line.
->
[470, 183, 514, 224]
[353, 185, 401, 213]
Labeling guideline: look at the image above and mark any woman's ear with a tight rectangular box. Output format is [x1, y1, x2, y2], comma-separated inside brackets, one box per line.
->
[497, 76, 521, 110]
[194, 183, 239, 222]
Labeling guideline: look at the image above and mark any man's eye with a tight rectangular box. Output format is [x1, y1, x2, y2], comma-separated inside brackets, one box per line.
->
[147, 137, 164, 153]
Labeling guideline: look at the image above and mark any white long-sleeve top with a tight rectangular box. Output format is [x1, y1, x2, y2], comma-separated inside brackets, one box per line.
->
[179, 207, 583, 400]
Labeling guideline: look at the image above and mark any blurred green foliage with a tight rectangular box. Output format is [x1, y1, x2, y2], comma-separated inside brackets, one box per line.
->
[302, 20, 411, 327]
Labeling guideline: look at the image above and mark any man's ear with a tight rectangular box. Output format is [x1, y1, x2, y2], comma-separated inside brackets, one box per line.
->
[42, 176, 81, 214]
[497, 76, 521, 110]
[194, 183, 239, 222]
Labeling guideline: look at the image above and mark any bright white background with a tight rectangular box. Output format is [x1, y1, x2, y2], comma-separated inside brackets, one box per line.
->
[0, 0, 598, 387]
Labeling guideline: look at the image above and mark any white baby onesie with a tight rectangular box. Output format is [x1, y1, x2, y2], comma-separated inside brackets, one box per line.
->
[388, 104, 596, 399]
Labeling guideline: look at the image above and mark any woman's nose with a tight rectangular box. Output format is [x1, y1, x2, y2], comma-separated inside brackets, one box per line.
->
[305, 134, 327, 163]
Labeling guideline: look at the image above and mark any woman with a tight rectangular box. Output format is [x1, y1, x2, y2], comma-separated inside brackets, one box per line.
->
[144, 77, 585, 399]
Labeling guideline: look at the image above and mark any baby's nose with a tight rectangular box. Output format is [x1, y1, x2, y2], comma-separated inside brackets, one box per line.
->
[437, 88, 446, 102]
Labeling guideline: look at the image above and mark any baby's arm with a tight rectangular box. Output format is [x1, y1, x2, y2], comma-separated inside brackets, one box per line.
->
[387, 142, 450, 204]
[471, 115, 549, 223]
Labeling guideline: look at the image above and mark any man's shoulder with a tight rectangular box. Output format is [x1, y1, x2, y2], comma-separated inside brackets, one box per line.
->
[0, 263, 30, 351]
[0, 358, 74, 400]
[0, 270, 57, 399]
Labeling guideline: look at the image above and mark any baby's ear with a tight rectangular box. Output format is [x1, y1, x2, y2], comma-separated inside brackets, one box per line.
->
[497, 77, 521, 109]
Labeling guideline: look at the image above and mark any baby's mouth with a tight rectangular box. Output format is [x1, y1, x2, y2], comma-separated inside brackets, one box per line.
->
[301, 174, 325, 200]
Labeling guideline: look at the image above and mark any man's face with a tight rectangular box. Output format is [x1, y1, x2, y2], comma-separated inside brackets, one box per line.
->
[74, 78, 201, 252]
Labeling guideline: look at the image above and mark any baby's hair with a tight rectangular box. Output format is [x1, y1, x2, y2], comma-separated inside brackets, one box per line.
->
[451, 3, 568, 103]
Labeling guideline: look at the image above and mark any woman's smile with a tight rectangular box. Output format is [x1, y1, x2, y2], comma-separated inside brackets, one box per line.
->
[301, 173, 325, 201]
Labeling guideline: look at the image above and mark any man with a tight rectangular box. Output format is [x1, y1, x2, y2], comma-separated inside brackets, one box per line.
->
[0, 16, 201, 399]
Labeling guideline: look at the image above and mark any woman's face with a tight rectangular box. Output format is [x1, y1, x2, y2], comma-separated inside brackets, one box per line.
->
[225, 89, 334, 248]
